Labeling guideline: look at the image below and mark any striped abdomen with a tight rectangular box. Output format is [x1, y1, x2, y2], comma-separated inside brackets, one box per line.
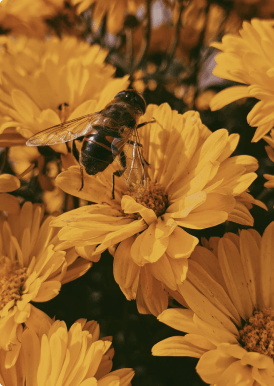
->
[80, 129, 116, 175]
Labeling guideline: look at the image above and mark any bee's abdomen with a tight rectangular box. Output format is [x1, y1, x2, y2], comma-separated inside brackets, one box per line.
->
[80, 133, 113, 175]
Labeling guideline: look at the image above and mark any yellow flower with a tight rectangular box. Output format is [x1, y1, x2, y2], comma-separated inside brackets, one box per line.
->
[51, 103, 260, 316]
[0, 36, 129, 148]
[0, 0, 66, 37]
[71, 0, 145, 34]
[0, 173, 20, 214]
[0, 317, 135, 386]
[0, 201, 94, 367]
[153, 223, 274, 385]
[210, 19, 274, 142]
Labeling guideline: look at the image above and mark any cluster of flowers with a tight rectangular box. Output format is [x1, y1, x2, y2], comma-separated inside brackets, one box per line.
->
[0, 0, 274, 384]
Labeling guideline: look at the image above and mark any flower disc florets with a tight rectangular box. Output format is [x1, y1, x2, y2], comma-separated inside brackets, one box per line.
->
[239, 308, 274, 358]
[131, 182, 168, 218]
[0, 258, 27, 312]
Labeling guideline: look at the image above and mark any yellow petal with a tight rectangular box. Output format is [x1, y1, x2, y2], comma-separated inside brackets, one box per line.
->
[210, 86, 249, 111]
[167, 191, 207, 218]
[149, 254, 177, 290]
[218, 238, 254, 320]
[227, 201, 254, 226]
[21, 329, 41, 386]
[113, 236, 141, 289]
[179, 280, 239, 335]
[154, 215, 177, 239]
[259, 222, 274, 309]
[140, 222, 169, 263]
[169, 257, 189, 284]
[252, 121, 274, 142]
[157, 308, 198, 334]
[68, 99, 97, 121]
[166, 227, 198, 258]
[152, 335, 210, 358]
[0, 174, 20, 192]
[12, 89, 41, 121]
[131, 231, 151, 266]
[176, 210, 228, 229]
[137, 266, 168, 316]
[34, 281, 61, 302]
[121, 195, 157, 225]
[0, 193, 20, 214]
[187, 260, 241, 326]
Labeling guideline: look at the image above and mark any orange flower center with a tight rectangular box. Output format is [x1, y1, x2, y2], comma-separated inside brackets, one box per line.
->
[0, 257, 27, 311]
[239, 308, 274, 358]
[133, 182, 168, 217]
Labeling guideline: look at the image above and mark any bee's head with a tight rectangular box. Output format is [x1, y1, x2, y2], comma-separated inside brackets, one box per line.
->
[114, 89, 146, 114]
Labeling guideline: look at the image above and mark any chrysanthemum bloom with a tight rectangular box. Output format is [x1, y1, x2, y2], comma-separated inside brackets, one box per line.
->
[0, 36, 129, 148]
[71, 0, 145, 34]
[0, 201, 95, 367]
[153, 223, 274, 385]
[0, 173, 20, 214]
[51, 103, 261, 316]
[210, 19, 274, 142]
[0, 0, 66, 37]
[0, 318, 135, 386]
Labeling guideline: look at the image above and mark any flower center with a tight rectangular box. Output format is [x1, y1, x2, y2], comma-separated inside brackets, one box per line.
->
[239, 308, 274, 358]
[133, 182, 168, 217]
[0, 257, 27, 312]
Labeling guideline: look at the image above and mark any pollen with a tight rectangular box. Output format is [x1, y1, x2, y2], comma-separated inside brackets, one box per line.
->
[134, 182, 168, 217]
[0, 257, 27, 312]
[239, 308, 274, 359]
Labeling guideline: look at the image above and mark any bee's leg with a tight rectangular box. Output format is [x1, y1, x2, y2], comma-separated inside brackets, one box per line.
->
[127, 140, 143, 147]
[112, 151, 127, 199]
[79, 165, 84, 191]
[136, 118, 156, 129]
[112, 173, 115, 199]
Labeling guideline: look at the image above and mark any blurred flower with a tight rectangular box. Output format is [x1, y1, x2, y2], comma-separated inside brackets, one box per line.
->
[0, 0, 65, 37]
[0, 173, 20, 214]
[153, 223, 274, 385]
[0, 201, 94, 367]
[210, 19, 274, 142]
[262, 128, 274, 188]
[71, 0, 145, 34]
[52, 103, 260, 316]
[0, 317, 134, 386]
[0, 36, 129, 148]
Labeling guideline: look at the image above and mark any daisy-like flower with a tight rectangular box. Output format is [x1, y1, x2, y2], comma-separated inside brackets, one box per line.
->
[0, 201, 95, 367]
[71, 0, 145, 34]
[0, 36, 129, 148]
[210, 19, 274, 142]
[51, 103, 261, 316]
[0, 173, 20, 214]
[0, 317, 135, 386]
[0, 0, 66, 37]
[153, 223, 274, 385]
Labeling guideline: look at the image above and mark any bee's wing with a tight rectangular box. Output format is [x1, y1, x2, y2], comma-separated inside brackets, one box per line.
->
[26, 113, 120, 146]
[111, 128, 147, 197]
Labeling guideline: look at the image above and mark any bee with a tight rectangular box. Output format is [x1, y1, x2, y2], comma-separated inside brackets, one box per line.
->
[26, 89, 153, 197]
